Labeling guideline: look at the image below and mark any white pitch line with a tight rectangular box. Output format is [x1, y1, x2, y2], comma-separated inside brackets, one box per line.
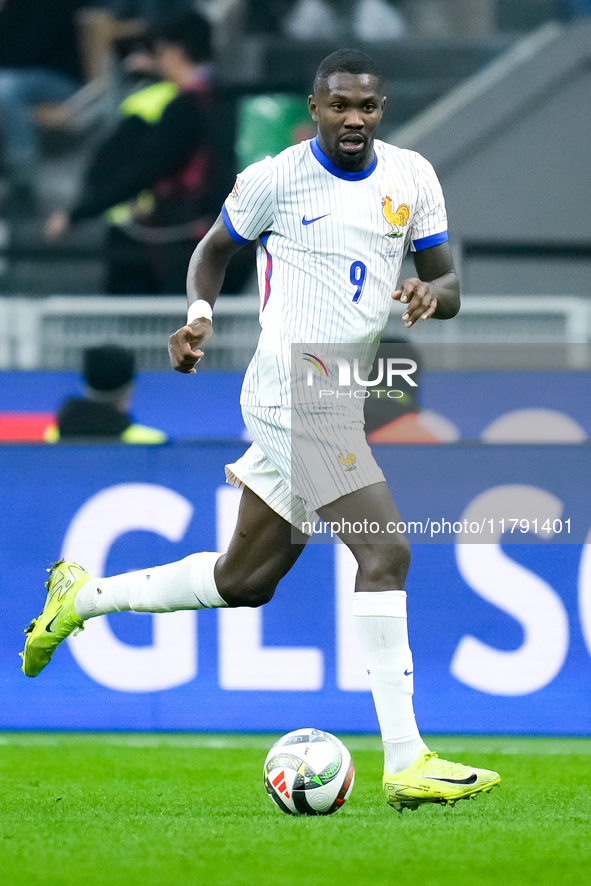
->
[0, 734, 590, 754]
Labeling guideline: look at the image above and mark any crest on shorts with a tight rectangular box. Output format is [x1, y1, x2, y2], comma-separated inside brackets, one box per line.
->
[339, 452, 356, 472]
[382, 195, 410, 239]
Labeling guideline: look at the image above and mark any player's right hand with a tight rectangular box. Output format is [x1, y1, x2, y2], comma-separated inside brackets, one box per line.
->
[168, 319, 213, 374]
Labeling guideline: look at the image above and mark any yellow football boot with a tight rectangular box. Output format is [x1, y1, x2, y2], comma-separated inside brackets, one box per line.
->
[383, 749, 501, 812]
[20, 560, 90, 677]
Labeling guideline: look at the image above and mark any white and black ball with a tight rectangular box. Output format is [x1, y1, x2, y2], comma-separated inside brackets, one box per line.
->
[263, 728, 355, 815]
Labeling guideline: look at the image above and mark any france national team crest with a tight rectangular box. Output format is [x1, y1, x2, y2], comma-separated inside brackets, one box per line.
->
[338, 452, 356, 471]
[381, 195, 410, 239]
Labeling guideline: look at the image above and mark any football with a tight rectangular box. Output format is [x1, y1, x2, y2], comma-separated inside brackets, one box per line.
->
[263, 728, 355, 815]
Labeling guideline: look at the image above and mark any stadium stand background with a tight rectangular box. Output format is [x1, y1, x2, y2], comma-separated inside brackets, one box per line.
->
[1, 1, 589, 430]
[0, 1, 589, 372]
[0, 0, 587, 303]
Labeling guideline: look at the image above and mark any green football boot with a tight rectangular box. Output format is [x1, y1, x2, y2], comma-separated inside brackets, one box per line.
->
[20, 560, 90, 677]
[383, 749, 501, 812]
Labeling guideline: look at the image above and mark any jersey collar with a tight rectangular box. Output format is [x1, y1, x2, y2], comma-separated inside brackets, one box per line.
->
[310, 136, 378, 181]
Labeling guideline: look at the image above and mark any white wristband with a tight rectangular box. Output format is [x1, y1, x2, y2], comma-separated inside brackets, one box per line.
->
[187, 300, 213, 325]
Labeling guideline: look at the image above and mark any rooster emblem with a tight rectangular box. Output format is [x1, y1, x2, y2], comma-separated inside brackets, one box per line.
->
[382, 195, 410, 239]
[339, 452, 356, 471]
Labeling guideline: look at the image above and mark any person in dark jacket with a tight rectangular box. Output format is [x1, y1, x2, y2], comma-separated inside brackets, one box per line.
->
[0, 0, 86, 202]
[45, 10, 237, 294]
[45, 344, 167, 443]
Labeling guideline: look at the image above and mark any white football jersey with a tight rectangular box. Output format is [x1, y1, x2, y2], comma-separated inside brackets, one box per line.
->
[222, 137, 448, 407]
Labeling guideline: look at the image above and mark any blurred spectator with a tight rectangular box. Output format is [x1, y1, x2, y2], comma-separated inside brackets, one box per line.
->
[247, 0, 406, 40]
[45, 344, 167, 442]
[400, 0, 495, 37]
[111, 0, 193, 22]
[352, 0, 406, 41]
[282, 0, 343, 39]
[45, 9, 241, 294]
[0, 0, 87, 209]
[245, 0, 298, 34]
[364, 338, 459, 443]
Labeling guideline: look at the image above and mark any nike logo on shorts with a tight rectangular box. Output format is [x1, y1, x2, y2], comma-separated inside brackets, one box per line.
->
[302, 214, 330, 225]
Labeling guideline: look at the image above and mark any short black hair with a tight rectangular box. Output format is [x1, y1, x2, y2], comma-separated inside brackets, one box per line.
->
[314, 49, 384, 92]
[153, 11, 212, 63]
[84, 345, 135, 392]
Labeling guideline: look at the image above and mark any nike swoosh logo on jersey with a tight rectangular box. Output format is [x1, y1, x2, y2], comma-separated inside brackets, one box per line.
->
[404, 669, 413, 676]
[424, 774, 478, 785]
[45, 611, 62, 633]
[302, 213, 330, 225]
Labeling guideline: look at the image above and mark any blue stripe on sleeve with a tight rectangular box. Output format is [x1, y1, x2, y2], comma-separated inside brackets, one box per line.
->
[221, 204, 252, 245]
[413, 230, 449, 251]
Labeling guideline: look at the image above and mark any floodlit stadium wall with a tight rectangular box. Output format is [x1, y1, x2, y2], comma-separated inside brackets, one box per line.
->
[1, 440, 590, 735]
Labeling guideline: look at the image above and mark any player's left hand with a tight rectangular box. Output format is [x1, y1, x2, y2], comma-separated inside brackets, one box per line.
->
[392, 278, 437, 327]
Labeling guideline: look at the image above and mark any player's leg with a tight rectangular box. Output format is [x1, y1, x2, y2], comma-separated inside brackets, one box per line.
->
[214, 485, 308, 607]
[318, 482, 500, 810]
[317, 482, 421, 773]
[21, 486, 306, 677]
[0, 68, 78, 199]
[318, 480, 410, 588]
[74, 484, 306, 616]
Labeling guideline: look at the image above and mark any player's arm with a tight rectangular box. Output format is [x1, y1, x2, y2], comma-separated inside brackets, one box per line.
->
[392, 241, 460, 328]
[168, 214, 244, 374]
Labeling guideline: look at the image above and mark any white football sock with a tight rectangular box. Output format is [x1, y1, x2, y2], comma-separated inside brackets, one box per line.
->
[74, 552, 227, 619]
[353, 590, 427, 774]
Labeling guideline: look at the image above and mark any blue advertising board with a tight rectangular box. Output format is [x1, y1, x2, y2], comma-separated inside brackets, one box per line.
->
[1, 369, 590, 442]
[1, 442, 590, 734]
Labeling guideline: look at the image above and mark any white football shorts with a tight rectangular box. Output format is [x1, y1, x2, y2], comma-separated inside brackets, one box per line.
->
[225, 405, 385, 534]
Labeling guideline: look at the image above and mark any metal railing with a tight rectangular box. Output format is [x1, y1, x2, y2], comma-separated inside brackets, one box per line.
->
[1, 296, 260, 371]
[1, 294, 590, 371]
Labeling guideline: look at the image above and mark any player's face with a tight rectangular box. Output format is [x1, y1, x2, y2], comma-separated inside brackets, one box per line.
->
[309, 73, 386, 172]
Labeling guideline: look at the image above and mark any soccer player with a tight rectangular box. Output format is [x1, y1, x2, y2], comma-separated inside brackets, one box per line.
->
[21, 49, 500, 811]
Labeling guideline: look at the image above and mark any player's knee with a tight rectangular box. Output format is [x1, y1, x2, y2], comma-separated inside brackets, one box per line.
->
[215, 564, 279, 608]
[224, 579, 277, 608]
[242, 581, 277, 607]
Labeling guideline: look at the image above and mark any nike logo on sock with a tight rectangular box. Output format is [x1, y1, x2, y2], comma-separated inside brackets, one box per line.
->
[425, 774, 478, 785]
[302, 213, 330, 225]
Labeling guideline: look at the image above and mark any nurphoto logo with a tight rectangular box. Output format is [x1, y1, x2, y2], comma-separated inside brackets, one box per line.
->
[303, 352, 418, 400]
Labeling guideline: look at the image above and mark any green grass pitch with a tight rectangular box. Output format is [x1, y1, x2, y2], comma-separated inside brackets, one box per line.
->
[1, 733, 590, 886]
